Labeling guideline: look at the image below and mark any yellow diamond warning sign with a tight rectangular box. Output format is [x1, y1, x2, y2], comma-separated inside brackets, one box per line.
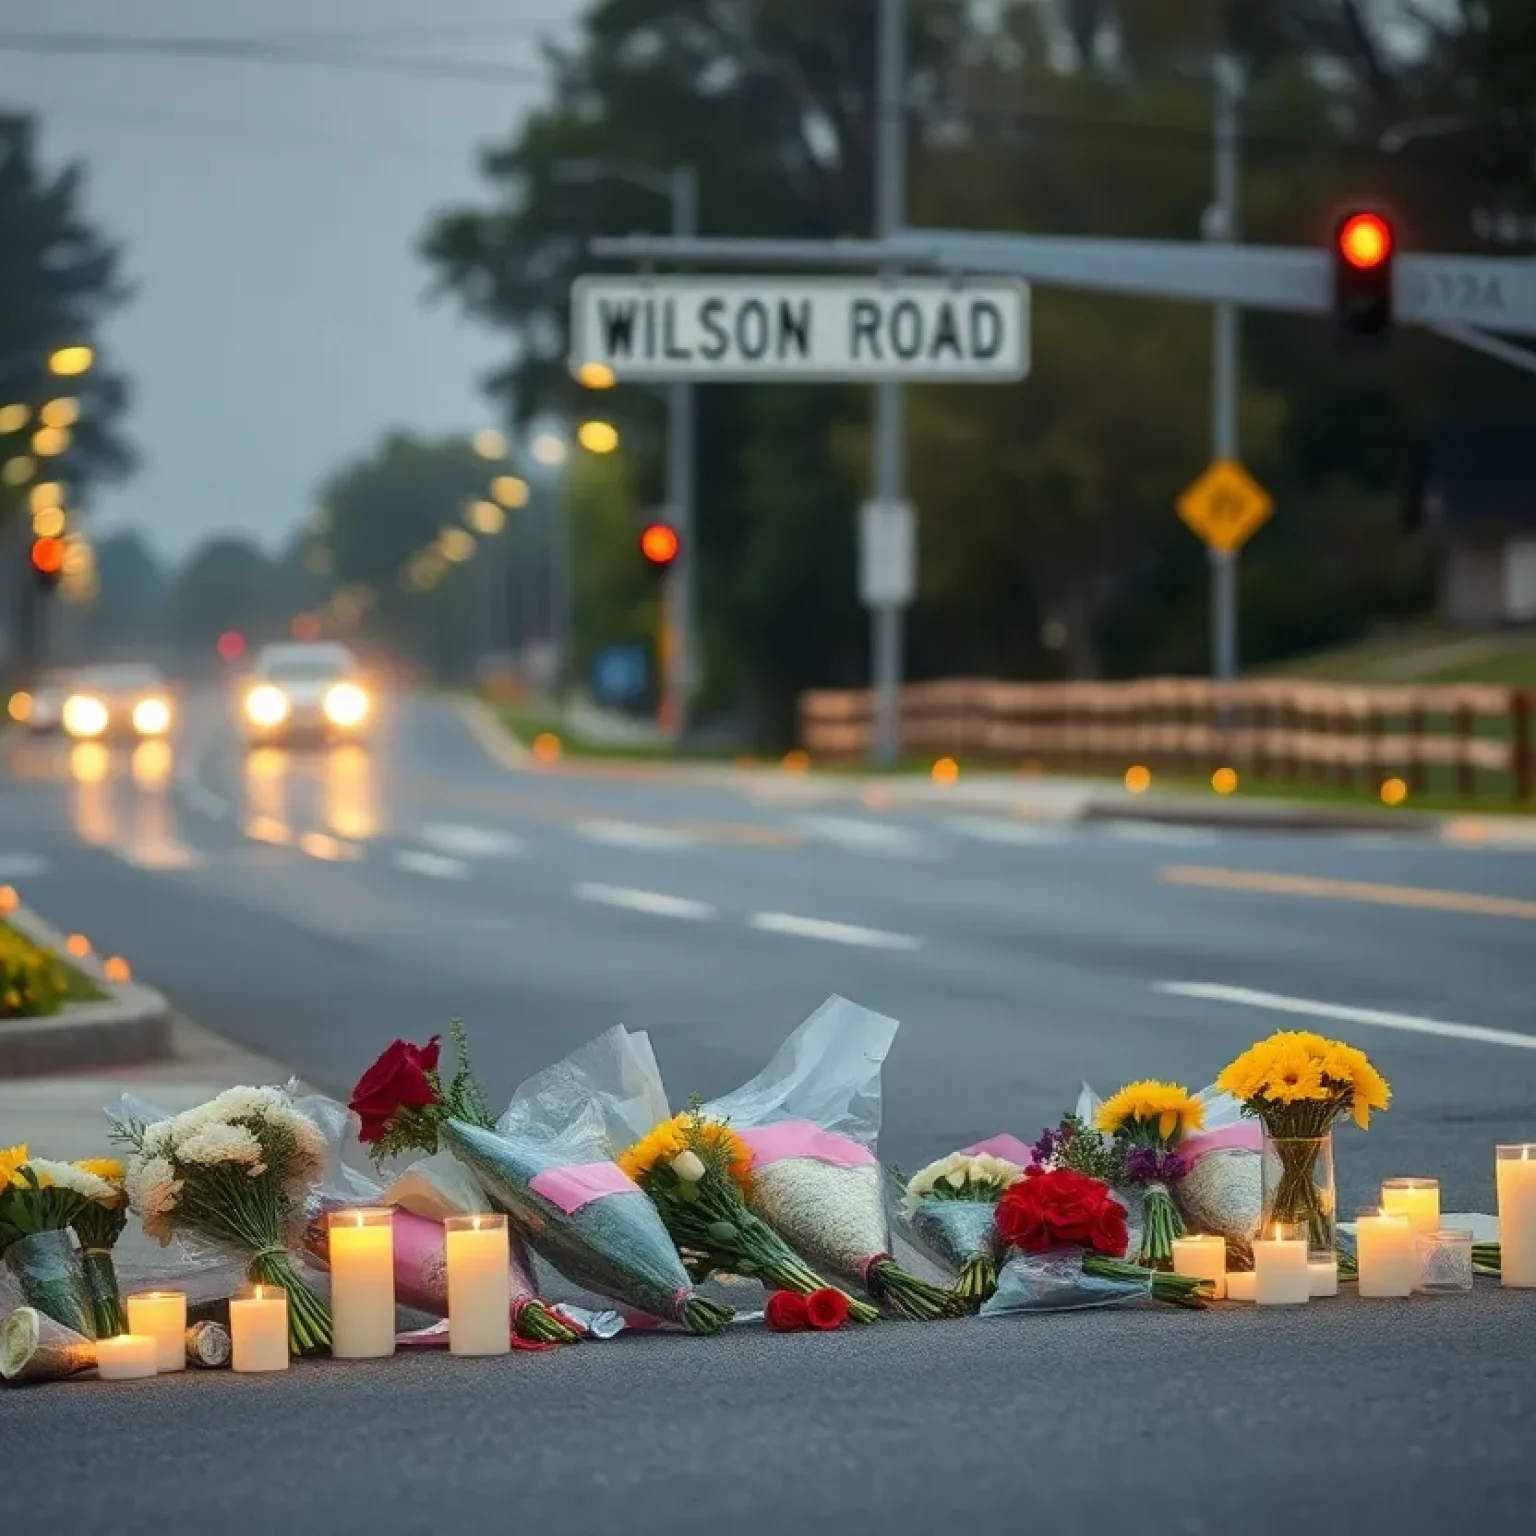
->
[1177, 460, 1274, 554]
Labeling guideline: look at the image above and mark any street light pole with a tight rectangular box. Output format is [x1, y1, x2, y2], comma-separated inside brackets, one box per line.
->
[1209, 52, 1243, 684]
[664, 166, 698, 742]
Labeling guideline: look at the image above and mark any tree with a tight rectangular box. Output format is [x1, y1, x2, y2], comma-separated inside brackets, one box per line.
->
[173, 538, 282, 655]
[0, 113, 133, 534]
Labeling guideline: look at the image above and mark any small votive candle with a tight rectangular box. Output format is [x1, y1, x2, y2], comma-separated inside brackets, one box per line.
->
[328, 1207, 396, 1359]
[445, 1214, 511, 1357]
[1171, 1234, 1226, 1300]
[1496, 1145, 1536, 1288]
[230, 1285, 290, 1372]
[1381, 1178, 1440, 1235]
[1355, 1208, 1415, 1298]
[126, 1291, 187, 1373]
[1252, 1223, 1310, 1306]
[95, 1333, 158, 1380]
[1225, 1270, 1256, 1303]
[1307, 1258, 1339, 1297]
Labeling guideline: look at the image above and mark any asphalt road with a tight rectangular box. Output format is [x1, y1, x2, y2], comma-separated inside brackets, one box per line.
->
[3, 691, 1536, 1535]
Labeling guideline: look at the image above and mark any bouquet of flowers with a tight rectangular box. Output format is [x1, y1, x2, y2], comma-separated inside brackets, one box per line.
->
[112, 1087, 334, 1355]
[363, 1025, 732, 1333]
[69, 1159, 129, 1337]
[982, 1167, 1210, 1314]
[898, 1151, 1023, 1304]
[1216, 1031, 1391, 1253]
[1, 1306, 97, 1384]
[0, 1145, 113, 1337]
[1167, 1090, 1263, 1266]
[1093, 1080, 1203, 1269]
[703, 997, 963, 1321]
[302, 1072, 577, 1346]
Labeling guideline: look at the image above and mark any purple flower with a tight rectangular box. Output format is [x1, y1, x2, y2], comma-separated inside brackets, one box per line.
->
[1159, 1152, 1190, 1184]
[1124, 1148, 1191, 1186]
[1030, 1128, 1057, 1166]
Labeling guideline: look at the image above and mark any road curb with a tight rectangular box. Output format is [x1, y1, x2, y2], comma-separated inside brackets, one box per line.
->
[452, 695, 534, 770]
[0, 905, 173, 1078]
[1076, 796, 1448, 836]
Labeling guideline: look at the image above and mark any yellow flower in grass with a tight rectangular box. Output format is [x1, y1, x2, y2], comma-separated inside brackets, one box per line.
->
[1096, 1080, 1204, 1141]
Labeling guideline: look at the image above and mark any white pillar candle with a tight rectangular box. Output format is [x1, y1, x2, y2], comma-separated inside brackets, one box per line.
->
[95, 1333, 158, 1380]
[1252, 1225, 1310, 1306]
[1496, 1145, 1536, 1288]
[126, 1291, 187, 1373]
[1224, 1270, 1255, 1302]
[445, 1214, 511, 1357]
[328, 1208, 396, 1359]
[1171, 1234, 1226, 1300]
[230, 1285, 290, 1372]
[1307, 1259, 1339, 1297]
[1355, 1209, 1415, 1298]
[1381, 1178, 1440, 1235]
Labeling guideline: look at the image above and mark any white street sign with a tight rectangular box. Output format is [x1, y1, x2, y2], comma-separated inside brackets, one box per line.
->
[570, 276, 1029, 382]
[859, 499, 916, 608]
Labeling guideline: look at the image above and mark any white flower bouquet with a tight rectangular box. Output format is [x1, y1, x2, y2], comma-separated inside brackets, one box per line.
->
[112, 1087, 334, 1355]
[899, 1151, 1024, 1304]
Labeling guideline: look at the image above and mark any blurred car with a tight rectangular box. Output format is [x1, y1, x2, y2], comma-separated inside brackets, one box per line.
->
[9, 669, 75, 734]
[240, 642, 372, 744]
[61, 664, 175, 740]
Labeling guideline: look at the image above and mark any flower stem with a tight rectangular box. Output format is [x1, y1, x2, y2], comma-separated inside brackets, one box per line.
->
[515, 1302, 581, 1345]
[866, 1257, 968, 1321]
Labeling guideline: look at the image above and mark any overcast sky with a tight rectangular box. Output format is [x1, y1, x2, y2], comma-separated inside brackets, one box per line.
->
[0, 3, 578, 566]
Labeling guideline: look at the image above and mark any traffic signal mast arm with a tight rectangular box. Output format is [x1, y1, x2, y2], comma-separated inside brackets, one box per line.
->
[589, 229, 1536, 342]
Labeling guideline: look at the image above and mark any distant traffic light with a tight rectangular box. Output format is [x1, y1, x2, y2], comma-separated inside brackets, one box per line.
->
[30, 535, 64, 590]
[217, 630, 246, 661]
[1332, 210, 1394, 342]
[639, 522, 680, 570]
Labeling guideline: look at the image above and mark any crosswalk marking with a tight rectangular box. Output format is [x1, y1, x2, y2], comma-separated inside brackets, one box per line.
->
[574, 882, 714, 920]
[749, 910, 920, 951]
[393, 849, 469, 881]
[0, 855, 50, 878]
[797, 815, 935, 857]
[941, 816, 1070, 846]
[575, 820, 697, 850]
[417, 823, 528, 858]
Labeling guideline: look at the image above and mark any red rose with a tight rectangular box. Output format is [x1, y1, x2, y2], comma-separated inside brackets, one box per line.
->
[997, 1168, 1121, 1254]
[349, 1037, 441, 1143]
[805, 1288, 849, 1331]
[765, 1290, 810, 1332]
[1088, 1201, 1128, 1258]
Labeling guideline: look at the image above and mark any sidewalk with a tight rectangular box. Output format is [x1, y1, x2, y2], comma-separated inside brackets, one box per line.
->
[0, 1014, 298, 1158]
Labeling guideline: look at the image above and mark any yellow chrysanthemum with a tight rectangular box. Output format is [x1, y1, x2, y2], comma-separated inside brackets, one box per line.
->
[76, 1157, 125, 1183]
[694, 1120, 754, 1194]
[617, 1117, 689, 1182]
[1219, 1030, 1390, 1127]
[0, 1143, 28, 1188]
[1262, 1049, 1330, 1104]
[1096, 1080, 1204, 1141]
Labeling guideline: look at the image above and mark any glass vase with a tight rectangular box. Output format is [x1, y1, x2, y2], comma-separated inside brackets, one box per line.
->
[2, 1228, 96, 1339]
[1259, 1132, 1336, 1262]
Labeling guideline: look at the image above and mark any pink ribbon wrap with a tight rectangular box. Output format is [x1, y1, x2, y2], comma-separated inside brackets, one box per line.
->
[528, 1161, 642, 1215]
[739, 1121, 877, 1170]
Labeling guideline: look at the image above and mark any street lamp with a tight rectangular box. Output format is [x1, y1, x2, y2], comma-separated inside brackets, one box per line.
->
[472, 428, 508, 460]
[576, 420, 620, 454]
[554, 154, 699, 744]
[576, 361, 616, 390]
[0, 403, 29, 434]
[47, 345, 93, 378]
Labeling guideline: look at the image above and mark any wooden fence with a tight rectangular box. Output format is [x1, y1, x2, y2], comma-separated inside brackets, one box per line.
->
[799, 678, 1536, 801]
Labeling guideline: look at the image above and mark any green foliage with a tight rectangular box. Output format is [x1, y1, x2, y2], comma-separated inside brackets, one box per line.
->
[0, 926, 71, 1019]
[0, 112, 133, 534]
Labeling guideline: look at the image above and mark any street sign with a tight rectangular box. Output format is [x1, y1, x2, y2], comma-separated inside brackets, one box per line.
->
[570, 276, 1029, 383]
[592, 644, 649, 705]
[1177, 460, 1274, 554]
[859, 499, 916, 607]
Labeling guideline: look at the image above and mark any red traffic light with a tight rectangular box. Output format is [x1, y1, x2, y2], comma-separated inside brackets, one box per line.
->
[217, 630, 246, 661]
[639, 523, 680, 568]
[30, 536, 65, 575]
[1337, 212, 1392, 270]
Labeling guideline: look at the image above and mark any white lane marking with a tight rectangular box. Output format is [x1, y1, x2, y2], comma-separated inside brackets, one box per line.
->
[749, 911, 920, 951]
[417, 823, 528, 858]
[113, 843, 204, 871]
[453, 697, 533, 770]
[798, 815, 935, 857]
[574, 882, 715, 921]
[0, 855, 49, 878]
[941, 816, 1070, 846]
[1157, 981, 1536, 1052]
[1102, 821, 1220, 846]
[180, 781, 230, 821]
[393, 849, 470, 881]
[299, 831, 362, 863]
[575, 820, 697, 850]
[1340, 835, 1418, 851]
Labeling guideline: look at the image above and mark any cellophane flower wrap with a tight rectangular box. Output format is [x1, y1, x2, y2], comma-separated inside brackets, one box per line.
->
[111, 1087, 334, 1355]
[982, 1167, 1210, 1314]
[438, 1029, 731, 1334]
[898, 1152, 1022, 1304]
[294, 1087, 576, 1346]
[702, 996, 963, 1321]
[1092, 1081, 1203, 1270]
[0, 1146, 104, 1338]
[1216, 1031, 1391, 1254]
[565, 1025, 880, 1323]
[1169, 1087, 1263, 1266]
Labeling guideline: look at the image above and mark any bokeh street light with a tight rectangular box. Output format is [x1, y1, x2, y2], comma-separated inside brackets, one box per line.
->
[29, 481, 63, 512]
[437, 526, 476, 564]
[466, 499, 505, 535]
[31, 505, 66, 538]
[0, 403, 29, 434]
[530, 431, 568, 468]
[575, 361, 616, 390]
[48, 345, 94, 377]
[577, 420, 620, 454]
[472, 428, 508, 460]
[32, 425, 70, 457]
[40, 398, 79, 429]
[2, 455, 35, 486]
[491, 474, 529, 508]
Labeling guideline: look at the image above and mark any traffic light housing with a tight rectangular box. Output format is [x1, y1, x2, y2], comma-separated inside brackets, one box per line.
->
[1332, 210, 1394, 343]
[30, 535, 64, 590]
[639, 522, 680, 571]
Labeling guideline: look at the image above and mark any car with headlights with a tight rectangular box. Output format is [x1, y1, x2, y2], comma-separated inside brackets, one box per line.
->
[241, 642, 372, 743]
[10, 669, 74, 734]
[61, 664, 175, 740]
